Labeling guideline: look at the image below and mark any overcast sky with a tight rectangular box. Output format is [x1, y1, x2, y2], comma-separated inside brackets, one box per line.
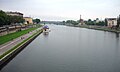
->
[0, 0, 120, 21]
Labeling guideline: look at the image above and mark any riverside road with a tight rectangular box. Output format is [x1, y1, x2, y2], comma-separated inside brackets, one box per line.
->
[1, 24, 120, 72]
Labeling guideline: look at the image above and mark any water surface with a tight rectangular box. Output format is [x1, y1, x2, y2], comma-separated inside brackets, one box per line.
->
[1, 25, 120, 72]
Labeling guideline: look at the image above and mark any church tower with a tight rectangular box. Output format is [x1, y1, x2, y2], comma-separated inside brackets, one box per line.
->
[79, 14, 84, 25]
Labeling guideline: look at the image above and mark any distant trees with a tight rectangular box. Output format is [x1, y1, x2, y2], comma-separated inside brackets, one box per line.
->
[8, 16, 24, 24]
[86, 19, 94, 25]
[0, 10, 9, 26]
[85, 19, 106, 26]
[66, 20, 78, 26]
[0, 10, 24, 27]
[117, 15, 120, 28]
[33, 18, 41, 24]
[62, 21, 66, 25]
[104, 19, 108, 26]
[64, 18, 106, 26]
[96, 21, 105, 26]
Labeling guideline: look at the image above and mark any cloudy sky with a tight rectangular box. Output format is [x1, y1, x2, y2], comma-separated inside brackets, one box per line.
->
[0, 0, 120, 21]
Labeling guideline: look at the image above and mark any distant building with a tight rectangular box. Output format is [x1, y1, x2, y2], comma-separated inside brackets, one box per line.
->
[79, 15, 84, 25]
[23, 17, 33, 24]
[105, 18, 117, 27]
[6, 11, 23, 17]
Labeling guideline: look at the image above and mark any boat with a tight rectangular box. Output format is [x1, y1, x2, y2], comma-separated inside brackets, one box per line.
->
[42, 25, 50, 34]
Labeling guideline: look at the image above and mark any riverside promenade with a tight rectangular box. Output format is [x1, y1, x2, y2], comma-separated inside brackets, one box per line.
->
[0, 27, 42, 56]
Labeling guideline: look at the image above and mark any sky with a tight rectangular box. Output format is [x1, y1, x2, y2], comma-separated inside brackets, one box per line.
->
[0, 0, 120, 21]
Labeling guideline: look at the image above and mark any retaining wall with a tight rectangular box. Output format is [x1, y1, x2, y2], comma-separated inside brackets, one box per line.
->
[0, 30, 42, 70]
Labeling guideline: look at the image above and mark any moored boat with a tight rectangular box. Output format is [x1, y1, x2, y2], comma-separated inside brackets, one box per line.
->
[42, 25, 50, 34]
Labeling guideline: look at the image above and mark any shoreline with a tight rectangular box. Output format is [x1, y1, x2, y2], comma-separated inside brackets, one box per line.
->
[73, 25, 120, 33]
[0, 28, 43, 70]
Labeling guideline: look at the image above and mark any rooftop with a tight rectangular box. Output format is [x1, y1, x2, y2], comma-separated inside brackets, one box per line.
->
[6, 11, 23, 15]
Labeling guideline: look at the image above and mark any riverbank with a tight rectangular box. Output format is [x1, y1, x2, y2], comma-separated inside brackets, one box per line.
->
[0, 24, 42, 45]
[0, 27, 43, 69]
[76, 25, 120, 33]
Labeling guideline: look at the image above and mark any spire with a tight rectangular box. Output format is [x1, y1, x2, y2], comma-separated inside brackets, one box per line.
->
[80, 15, 81, 20]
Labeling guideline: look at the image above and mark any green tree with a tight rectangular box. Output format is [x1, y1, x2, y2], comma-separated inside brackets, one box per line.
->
[86, 19, 95, 25]
[0, 10, 8, 26]
[33, 18, 40, 24]
[0, 10, 24, 26]
[88, 19, 92, 22]
[66, 20, 78, 26]
[9, 16, 24, 24]
[62, 21, 66, 25]
[96, 21, 105, 26]
[117, 15, 120, 28]
[105, 19, 108, 26]
[35, 18, 40, 24]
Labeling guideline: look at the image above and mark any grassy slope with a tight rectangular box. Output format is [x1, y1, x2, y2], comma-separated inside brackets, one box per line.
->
[79, 25, 120, 33]
[0, 27, 37, 45]
[0, 29, 42, 59]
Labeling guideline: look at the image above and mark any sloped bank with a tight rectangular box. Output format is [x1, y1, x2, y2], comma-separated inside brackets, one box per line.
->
[79, 25, 120, 33]
[0, 29, 43, 70]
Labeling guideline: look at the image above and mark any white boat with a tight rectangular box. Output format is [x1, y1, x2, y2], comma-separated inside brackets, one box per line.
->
[43, 29, 50, 33]
[42, 25, 51, 35]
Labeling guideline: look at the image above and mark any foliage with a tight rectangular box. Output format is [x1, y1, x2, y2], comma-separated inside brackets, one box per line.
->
[96, 21, 105, 26]
[104, 19, 108, 26]
[88, 19, 92, 22]
[86, 19, 94, 25]
[0, 10, 24, 27]
[7, 16, 25, 25]
[33, 18, 41, 24]
[62, 21, 66, 25]
[0, 10, 8, 26]
[117, 15, 120, 28]
[66, 20, 78, 25]
[86, 19, 106, 26]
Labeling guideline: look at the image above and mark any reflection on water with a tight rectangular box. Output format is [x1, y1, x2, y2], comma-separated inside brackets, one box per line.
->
[43, 32, 49, 36]
[1, 25, 120, 72]
[115, 33, 119, 38]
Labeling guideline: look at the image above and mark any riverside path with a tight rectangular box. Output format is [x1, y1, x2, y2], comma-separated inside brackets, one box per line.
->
[0, 28, 42, 55]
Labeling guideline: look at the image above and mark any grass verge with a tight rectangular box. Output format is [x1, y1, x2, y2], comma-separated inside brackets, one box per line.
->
[0, 29, 42, 59]
[0, 26, 40, 45]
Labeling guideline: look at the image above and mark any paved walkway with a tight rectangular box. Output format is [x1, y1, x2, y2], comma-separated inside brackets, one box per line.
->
[0, 28, 42, 55]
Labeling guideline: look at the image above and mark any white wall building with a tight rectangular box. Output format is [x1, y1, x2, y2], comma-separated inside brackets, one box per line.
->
[105, 18, 117, 27]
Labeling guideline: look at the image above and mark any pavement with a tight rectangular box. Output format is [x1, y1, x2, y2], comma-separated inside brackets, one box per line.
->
[0, 28, 42, 55]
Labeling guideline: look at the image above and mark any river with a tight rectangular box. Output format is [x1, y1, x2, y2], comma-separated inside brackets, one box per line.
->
[1, 25, 120, 72]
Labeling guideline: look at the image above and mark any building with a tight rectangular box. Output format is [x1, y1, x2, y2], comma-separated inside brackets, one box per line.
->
[6, 11, 23, 17]
[105, 18, 117, 27]
[79, 15, 84, 25]
[23, 17, 33, 24]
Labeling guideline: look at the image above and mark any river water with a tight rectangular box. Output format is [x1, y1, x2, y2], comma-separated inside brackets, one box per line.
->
[1, 25, 120, 72]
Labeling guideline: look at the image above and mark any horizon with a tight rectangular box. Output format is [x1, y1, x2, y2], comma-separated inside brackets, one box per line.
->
[0, 0, 120, 21]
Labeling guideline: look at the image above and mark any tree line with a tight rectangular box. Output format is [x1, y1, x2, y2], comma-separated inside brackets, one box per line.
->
[33, 18, 41, 24]
[63, 17, 120, 27]
[0, 10, 41, 27]
[0, 10, 24, 27]
[85, 19, 107, 26]
[63, 19, 106, 26]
